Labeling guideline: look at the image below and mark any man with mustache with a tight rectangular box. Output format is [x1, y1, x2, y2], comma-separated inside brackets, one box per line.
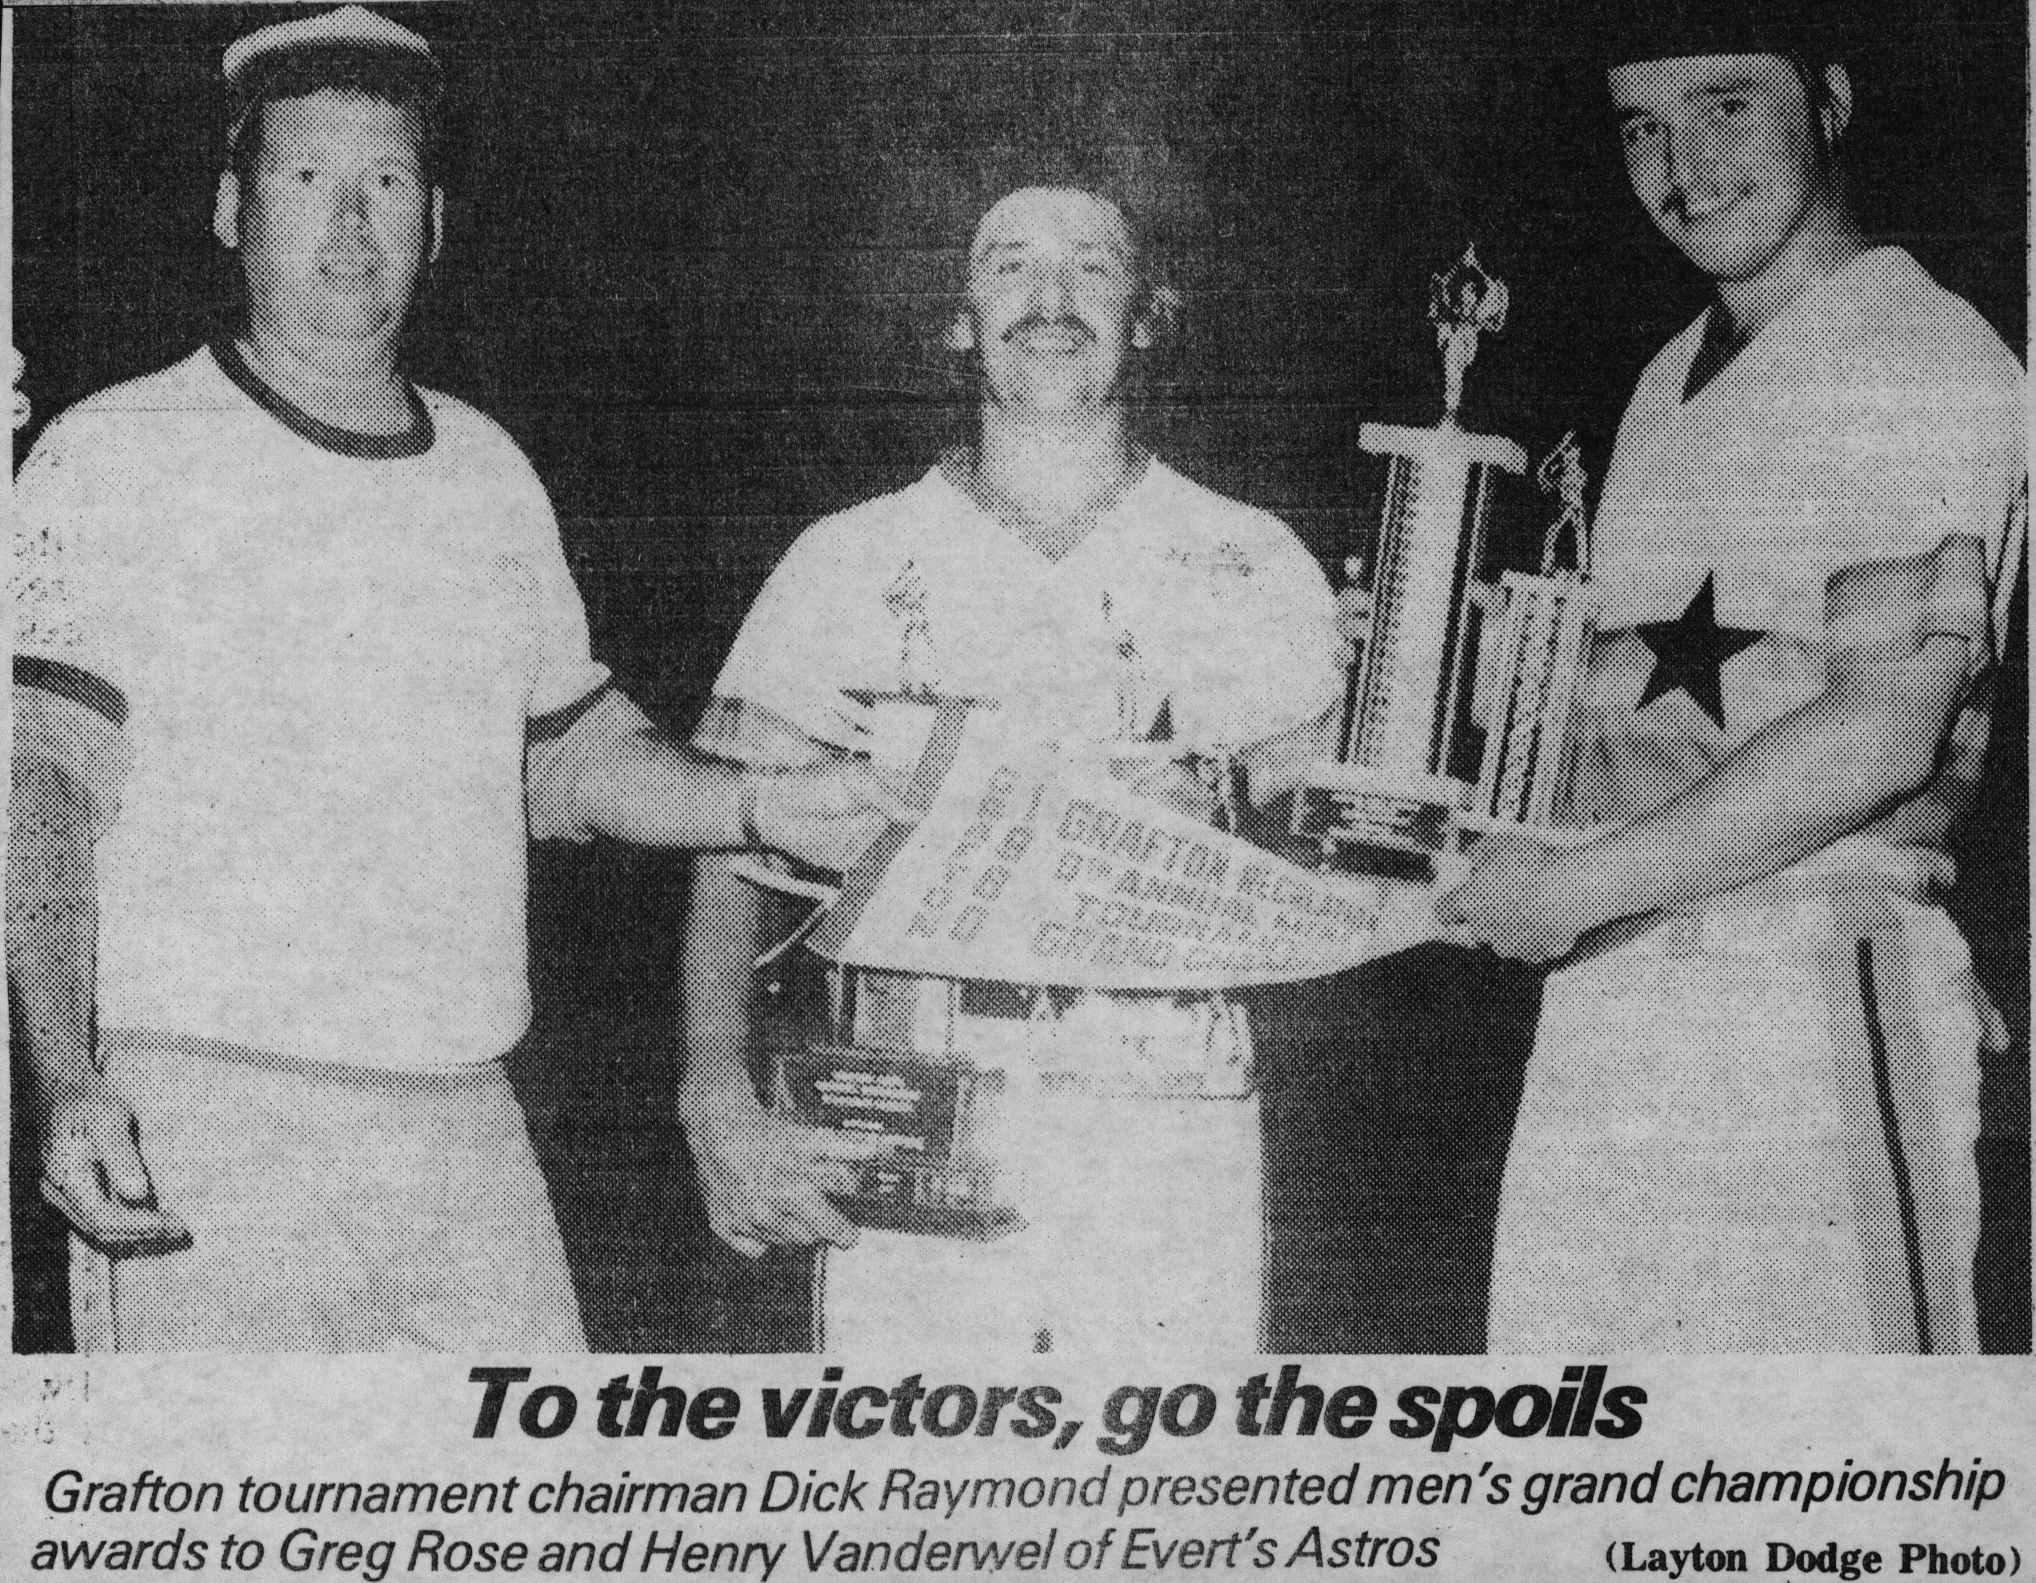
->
[682, 184, 1344, 1350]
[10, 6, 891, 1351]
[1441, 1, 2024, 1349]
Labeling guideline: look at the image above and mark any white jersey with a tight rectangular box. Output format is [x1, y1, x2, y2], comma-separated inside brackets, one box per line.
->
[1490, 251, 2022, 1353]
[705, 451, 1339, 1353]
[1575, 248, 2025, 833]
[11, 344, 610, 1070]
[710, 455, 1343, 752]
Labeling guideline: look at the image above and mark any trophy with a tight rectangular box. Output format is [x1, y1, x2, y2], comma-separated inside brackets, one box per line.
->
[775, 562, 1251, 1238]
[1468, 432, 1596, 831]
[770, 559, 1023, 1239]
[1293, 247, 1595, 875]
[775, 970, 1021, 1240]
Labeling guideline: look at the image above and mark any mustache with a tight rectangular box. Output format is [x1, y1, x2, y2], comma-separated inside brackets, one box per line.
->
[1003, 314, 1094, 343]
[1659, 180, 1745, 225]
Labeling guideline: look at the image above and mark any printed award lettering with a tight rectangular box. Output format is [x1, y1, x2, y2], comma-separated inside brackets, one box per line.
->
[775, 969, 1020, 1240]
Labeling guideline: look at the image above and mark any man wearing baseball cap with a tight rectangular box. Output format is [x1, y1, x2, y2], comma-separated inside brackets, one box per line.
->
[10, 6, 894, 1350]
[1441, 1, 2024, 1349]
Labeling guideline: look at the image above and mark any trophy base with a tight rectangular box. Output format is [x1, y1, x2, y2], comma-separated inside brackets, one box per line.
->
[1291, 762, 1470, 879]
[775, 1041, 1022, 1241]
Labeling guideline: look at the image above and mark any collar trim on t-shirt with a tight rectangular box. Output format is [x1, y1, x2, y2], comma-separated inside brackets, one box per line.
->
[14, 655, 129, 728]
[1679, 248, 1897, 408]
[1681, 306, 1751, 403]
[210, 339, 435, 460]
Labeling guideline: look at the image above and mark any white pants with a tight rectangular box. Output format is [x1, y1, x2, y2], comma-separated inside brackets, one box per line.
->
[1490, 889, 1989, 1353]
[820, 1086, 1263, 1355]
[71, 1031, 587, 1353]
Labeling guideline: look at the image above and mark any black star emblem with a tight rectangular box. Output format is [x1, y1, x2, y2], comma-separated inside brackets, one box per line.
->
[1636, 572, 1762, 727]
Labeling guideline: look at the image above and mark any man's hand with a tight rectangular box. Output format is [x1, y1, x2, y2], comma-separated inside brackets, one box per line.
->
[1435, 830, 1602, 965]
[749, 761, 913, 872]
[38, 1081, 190, 1256]
[1115, 754, 1219, 823]
[680, 1089, 890, 1259]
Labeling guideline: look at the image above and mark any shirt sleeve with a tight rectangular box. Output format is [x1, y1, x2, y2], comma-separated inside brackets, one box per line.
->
[11, 412, 134, 834]
[475, 423, 610, 835]
[702, 516, 884, 751]
[1929, 393, 2027, 674]
[526, 685, 643, 843]
[1879, 371, 2024, 564]
[1168, 510, 1344, 748]
[1906, 479, 2025, 688]
[519, 516, 616, 838]
[523, 503, 612, 720]
[1849, 340, 2025, 670]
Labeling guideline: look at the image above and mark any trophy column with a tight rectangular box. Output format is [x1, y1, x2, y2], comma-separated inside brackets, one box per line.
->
[1334, 419, 1525, 854]
[1295, 247, 1524, 873]
[1295, 248, 1597, 875]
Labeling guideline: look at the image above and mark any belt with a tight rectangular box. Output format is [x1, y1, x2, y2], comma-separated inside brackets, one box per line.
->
[826, 968, 1254, 1097]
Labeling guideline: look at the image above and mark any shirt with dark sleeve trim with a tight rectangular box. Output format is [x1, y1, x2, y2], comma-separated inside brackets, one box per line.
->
[12, 408, 136, 833]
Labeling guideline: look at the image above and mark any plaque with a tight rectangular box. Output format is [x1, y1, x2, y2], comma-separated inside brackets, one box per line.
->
[773, 967, 1022, 1240]
[776, 1040, 1020, 1241]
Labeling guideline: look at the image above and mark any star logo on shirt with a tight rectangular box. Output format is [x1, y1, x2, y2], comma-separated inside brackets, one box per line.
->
[1635, 572, 1762, 728]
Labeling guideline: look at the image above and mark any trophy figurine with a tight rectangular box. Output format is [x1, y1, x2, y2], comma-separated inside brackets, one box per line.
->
[1293, 248, 1594, 874]
[772, 559, 1022, 1239]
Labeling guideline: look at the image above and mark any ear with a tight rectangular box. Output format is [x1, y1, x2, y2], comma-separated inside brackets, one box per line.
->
[1820, 64, 1853, 144]
[1133, 286, 1183, 352]
[213, 171, 242, 250]
[429, 186, 445, 265]
[944, 307, 976, 354]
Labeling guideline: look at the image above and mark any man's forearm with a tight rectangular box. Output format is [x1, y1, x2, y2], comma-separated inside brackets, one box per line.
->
[1567, 636, 1969, 929]
[680, 857, 769, 1112]
[11, 753, 186, 1247]
[7, 759, 101, 1108]
[579, 733, 753, 849]
[547, 691, 884, 870]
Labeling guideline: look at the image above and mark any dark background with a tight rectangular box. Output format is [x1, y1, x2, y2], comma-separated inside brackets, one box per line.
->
[12, 0, 2027, 1352]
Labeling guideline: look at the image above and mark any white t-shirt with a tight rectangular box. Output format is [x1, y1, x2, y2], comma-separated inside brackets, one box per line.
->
[710, 455, 1342, 752]
[1575, 248, 2025, 828]
[710, 454, 1333, 1351]
[11, 344, 609, 1069]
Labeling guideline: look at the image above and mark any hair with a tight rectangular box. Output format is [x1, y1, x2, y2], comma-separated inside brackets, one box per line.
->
[1779, 50, 1846, 176]
[226, 45, 443, 186]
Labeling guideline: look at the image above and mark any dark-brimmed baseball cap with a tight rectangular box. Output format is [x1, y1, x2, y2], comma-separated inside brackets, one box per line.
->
[1597, 0, 1847, 71]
